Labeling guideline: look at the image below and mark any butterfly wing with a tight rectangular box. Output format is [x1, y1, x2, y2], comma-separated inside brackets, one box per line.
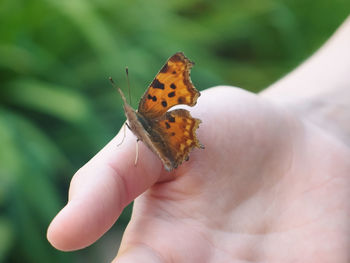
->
[147, 109, 204, 171]
[119, 52, 204, 171]
[138, 52, 200, 118]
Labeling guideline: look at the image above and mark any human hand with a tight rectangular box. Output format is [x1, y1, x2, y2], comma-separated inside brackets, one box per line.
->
[47, 84, 350, 262]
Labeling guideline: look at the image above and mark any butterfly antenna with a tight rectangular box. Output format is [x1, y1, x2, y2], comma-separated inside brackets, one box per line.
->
[109, 76, 117, 89]
[125, 67, 132, 105]
[109, 77, 128, 105]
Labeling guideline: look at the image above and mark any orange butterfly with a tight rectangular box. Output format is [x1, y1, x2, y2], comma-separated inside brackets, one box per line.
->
[117, 52, 204, 171]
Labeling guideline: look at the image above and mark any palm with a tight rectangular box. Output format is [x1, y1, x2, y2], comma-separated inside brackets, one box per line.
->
[116, 87, 350, 262]
[48, 87, 350, 263]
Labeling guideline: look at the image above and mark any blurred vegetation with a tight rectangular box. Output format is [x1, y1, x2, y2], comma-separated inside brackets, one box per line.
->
[0, 0, 349, 262]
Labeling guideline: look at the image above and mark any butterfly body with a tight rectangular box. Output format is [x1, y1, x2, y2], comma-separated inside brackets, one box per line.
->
[118, 52, 204, 171]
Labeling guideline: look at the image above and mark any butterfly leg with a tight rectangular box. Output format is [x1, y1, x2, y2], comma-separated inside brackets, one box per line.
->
[117, 122, 128, 147]
[134, 139, 140, 166]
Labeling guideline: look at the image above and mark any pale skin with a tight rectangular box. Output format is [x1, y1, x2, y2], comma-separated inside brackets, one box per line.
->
[47, 16, 350, 262]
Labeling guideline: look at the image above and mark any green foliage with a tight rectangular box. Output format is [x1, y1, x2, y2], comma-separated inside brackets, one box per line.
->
[0, 0, 349, 262]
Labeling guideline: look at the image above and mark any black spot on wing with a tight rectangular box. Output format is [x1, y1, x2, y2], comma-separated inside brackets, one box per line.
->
[165, 122, 170, 129]
[178, 96, 185, 104]
[170, 83, 176, 89]
[147, 94, 157, 101]
[152, 79, 165, 90]
[168, 91, 175, 98]
[168, 115, 175, 122]
[161, 101, 167, 107]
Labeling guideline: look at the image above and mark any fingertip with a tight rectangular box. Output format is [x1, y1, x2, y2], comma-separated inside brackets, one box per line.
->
[47, 203, 84, 251]
[47, 204, 79, 251]
[47, 164, 125, 250]
[47, 197, 123, 251]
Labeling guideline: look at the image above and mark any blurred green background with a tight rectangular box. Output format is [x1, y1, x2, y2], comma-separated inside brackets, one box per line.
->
[0, 0, 349, 262]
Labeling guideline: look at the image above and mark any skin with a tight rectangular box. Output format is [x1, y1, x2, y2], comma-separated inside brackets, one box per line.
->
[47, 16, 350, 262]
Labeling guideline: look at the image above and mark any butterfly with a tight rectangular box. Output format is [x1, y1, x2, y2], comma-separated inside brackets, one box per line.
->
[116, 52, 204, 171]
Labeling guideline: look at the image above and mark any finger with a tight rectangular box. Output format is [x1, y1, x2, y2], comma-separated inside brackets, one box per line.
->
[47, 127, 170, 251]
